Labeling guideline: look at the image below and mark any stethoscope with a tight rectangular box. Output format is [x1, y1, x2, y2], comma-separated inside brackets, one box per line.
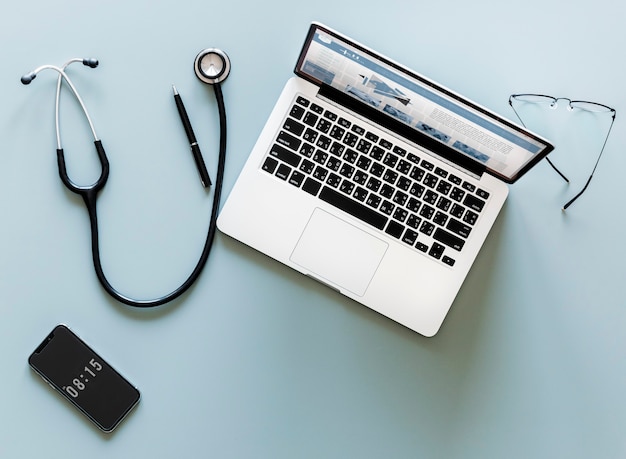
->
[21, 49, 231, 308]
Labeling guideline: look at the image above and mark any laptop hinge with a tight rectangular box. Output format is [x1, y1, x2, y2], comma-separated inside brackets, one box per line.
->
[318, 84, 486, 178]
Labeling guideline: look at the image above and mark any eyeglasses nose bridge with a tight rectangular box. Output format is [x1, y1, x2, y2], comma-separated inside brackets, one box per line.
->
[550, 97, 574, 110]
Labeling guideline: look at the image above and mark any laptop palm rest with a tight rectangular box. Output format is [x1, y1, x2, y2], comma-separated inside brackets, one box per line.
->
[290, 208, 388, 296]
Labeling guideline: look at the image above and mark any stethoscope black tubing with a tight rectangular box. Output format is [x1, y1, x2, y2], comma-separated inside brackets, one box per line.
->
[58, 84, 227, 307]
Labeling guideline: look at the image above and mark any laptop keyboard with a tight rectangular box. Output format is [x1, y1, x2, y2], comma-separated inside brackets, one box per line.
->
[260, 95, 491, 268]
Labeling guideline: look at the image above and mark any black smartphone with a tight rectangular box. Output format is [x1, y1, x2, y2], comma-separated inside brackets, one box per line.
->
[28, 324, 140, 432]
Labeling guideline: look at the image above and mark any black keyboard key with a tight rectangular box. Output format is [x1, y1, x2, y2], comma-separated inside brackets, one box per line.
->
[338, 117, 351, 128]
[313, 166, 328, 181]
[393, 145, 407, 156]
[436, 197, 452, 212]
[379, 200, 395, 215]
[311, 103, 324, 114]
[420, 205, 435, 220]
[407, 214, 421, 229]
[319, 186, 388, 230]
[329, 125, 345, 140]
[383, 169, 398, 185]
[385, 220, 404, 239]
[421, 159, 434, 171]
[393, 190, 408, 206]
[303, 111, 318, 126]
[351, 124, 365, 135]
[462, 181, 476, 193]
[383, 152, 399, 168]
[289, 171, 305, 187]
[436, 180, 452, 195]
[477, 188, 490, 200]
[433, 227, 465, 251]
[296, 96, 310, 107]
[464, 210, 478, 226]
[326, 156, 341, 172]
[442, 256, 456, 267]
[300, 159, 315, 174]
[365, 131, 379, 143]
[343, 132, 359, 147]
[283, 117, 305, 136]
[393, 208, 408, 223]
[397, 176, 412, 191]
[423, 173, 438, 188]
[339, 180, 355, 195]
[329, 141, 345, 157]
[434, 167, 448, 178]
[416, 242, 428, 253]
[370, 146, 386, 161]
[353, 170, 368, 185]
[407, 153, 420, 164]
[450, 187, 465, 202]
[397, 160, 412, 175]
[409, 183, 425, 199]
[276, 131, 301, 152]
[353, 186, 368, 202]
[380, 184, 394, 199]
[356, 139, 372, 154]
[423, 190, 438, 205]
[370, 163, 385, 177]
[339, 164, 355, 179]
[463, 194, 486, 212]
[366, 177, 382, 192]
[366, 194, 382, 209]
[316, 118, 332, 134]
[275, 163, 291, 181]
[316, 135, 332, 150]
[327, 173, 342, 188]
[356, 155, 372, 170]
[406, 198, 421, 213]
[379, 139, 393, 150]
[343, 149, 359, 164]
[402, 229, 418, 245]
[420, 221, 435, 236]
[312, 150, 329, 165]
[270, 143, 301, 167]
[324, 109, 338, 121]
[302, 177, 322, 195]
[433, 211, 448, 227]
[447, 218, 472, 238]
[410, 166, 425, 182]
[303, 128, 318, 144]
[262, 157, 278, 174]
[449, 174, 462, 185]
[290, 104, 305, 120]
[450, 203, 465, 219]
[429, 243, 445, 260]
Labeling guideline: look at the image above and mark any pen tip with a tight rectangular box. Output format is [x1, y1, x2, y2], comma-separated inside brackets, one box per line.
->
[172, 85, 178, 95]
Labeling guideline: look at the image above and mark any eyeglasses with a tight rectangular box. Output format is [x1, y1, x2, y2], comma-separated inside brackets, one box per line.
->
[508, 94, 616, 210]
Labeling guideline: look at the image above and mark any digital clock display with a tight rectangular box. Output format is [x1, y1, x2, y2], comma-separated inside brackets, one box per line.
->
[29, 325, 140, 432]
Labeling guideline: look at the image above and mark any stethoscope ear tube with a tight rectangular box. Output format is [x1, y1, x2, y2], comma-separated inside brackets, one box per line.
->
[56, 140, 109, 197]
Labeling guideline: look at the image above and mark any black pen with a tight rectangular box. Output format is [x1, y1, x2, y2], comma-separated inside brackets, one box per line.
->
[173, 85, 211, 188]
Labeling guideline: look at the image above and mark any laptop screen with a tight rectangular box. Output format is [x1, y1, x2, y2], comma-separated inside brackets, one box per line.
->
[295, 23, 553, 183]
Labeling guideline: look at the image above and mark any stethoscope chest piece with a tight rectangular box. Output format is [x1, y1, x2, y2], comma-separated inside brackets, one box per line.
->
[194, 48, 230, 85]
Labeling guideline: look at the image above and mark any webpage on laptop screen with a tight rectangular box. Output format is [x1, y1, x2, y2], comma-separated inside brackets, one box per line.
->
[298, 27, 546, 181]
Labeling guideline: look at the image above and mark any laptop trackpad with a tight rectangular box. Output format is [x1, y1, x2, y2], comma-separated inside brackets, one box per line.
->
[290, 208, 388, 296]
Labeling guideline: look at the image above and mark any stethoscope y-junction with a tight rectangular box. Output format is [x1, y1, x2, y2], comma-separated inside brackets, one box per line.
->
[21, 49, 231, 308]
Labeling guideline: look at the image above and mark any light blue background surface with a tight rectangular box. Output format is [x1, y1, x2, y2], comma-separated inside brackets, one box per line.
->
[1, 1, 625, 457]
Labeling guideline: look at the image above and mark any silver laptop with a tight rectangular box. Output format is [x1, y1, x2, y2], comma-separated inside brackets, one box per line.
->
[217, 23, 553, 336]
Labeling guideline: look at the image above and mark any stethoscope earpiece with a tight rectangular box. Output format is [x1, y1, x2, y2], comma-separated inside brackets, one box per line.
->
[194, 48, 230, 85]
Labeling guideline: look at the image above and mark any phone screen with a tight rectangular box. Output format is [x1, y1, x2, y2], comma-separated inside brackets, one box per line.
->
[28, 324, 140, 432]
